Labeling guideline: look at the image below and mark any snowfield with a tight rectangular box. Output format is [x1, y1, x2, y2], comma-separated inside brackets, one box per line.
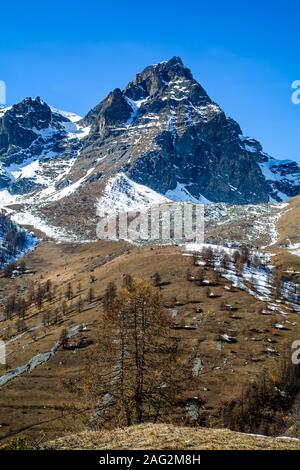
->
[10, 210, 77, 242]
[96, 173, 212, 220]
[165, 182, 211, 204]
[96, 173, 170, 217]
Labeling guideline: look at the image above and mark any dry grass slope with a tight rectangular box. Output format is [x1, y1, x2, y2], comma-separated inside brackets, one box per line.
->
[1, 240, 300, 441]
[45, 423, 300, 450]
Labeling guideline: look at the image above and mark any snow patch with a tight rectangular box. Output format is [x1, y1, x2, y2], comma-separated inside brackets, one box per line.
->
[165, 182, 211, 204]
[97, 173, 170, 217]
[10, 211, 75, 242]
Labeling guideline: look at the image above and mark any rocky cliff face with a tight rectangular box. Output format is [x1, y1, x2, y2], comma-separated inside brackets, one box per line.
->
[0, 57, 299, 239]
[76, 56, 300, 205]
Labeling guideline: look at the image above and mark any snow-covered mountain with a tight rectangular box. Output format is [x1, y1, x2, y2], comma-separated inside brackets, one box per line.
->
[0, 57, 300, 239]
[75, 57, 300, 204]
[0, 97, 89, 198]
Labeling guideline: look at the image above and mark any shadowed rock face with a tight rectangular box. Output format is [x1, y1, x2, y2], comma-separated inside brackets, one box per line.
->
[83, 88, 133, 137]
[76, 56, 300, 204]
[0, 97, 67, 156]
[124, 56, 200, 101]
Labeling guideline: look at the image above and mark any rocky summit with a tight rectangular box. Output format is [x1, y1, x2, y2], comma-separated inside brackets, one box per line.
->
[75, 56, 300, 204]
[0, 57, 300, 238]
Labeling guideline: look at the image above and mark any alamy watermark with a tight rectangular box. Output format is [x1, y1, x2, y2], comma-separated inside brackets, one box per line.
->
[291, 80, 300, 105]
[291, 340, 300, 365]
[0, 80, 6, 106]
[96, 202, 204, 244]
[0, 340, 6, 365]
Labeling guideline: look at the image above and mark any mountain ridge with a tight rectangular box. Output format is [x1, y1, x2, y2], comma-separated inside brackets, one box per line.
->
[0, 57, 300, 239]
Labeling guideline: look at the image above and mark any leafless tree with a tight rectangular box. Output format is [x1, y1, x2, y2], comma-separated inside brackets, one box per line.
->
[103, 281, 117, 310]
[87, 287, 94, 303]
[82, 279, 180, 427]
[152, 272, 161, 287]
[122, 273, 133, 288]
[66, 282, 73, 301]
[59, 328, 69, 349]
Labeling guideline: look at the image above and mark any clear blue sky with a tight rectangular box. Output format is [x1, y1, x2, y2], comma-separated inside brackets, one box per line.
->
[1, 0, 299, 161]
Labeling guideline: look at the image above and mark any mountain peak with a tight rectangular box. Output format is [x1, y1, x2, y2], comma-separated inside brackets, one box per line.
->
[165, 55, 183, 66]
[156, 56, 190, 77]
[76, 57, 300, 209]
[124, 56, 194, 101]
[17, 96, 47, 108]
[82, 56, 212, 135]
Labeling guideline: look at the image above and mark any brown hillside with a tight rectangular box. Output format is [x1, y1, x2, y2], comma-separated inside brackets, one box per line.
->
[44, 423, 300, 450]
[1, 239, 300, 442]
